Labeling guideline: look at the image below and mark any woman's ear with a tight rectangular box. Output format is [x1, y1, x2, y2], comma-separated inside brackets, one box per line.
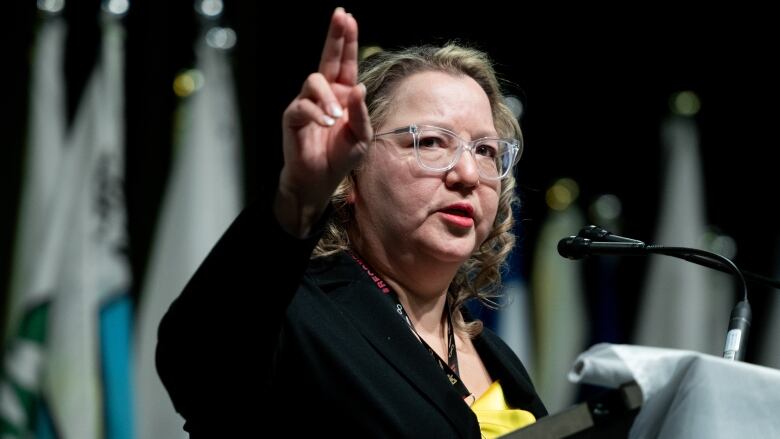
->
[346, 172, 358, 204]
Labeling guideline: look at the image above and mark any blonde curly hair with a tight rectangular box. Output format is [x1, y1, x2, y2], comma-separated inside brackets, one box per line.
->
[313, 44, 521, 337]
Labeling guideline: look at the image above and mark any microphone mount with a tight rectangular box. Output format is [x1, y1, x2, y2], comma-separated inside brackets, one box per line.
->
[558, 226, 761, 362]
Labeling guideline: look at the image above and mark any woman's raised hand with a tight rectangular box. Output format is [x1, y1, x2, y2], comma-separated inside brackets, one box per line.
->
[276, 7, 372, 237]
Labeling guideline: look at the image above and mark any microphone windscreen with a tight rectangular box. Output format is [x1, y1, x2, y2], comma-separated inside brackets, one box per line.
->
[558, 236, 587, 260]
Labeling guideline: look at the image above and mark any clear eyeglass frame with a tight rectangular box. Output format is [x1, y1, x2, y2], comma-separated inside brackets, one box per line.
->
[373, 124, 522, 180]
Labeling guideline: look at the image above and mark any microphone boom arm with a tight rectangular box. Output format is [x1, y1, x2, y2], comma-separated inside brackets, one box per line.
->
[558, 232, 754, 361]
[646, 245, 748, 302]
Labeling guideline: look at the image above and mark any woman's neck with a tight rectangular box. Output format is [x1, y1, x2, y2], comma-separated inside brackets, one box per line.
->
[386, 278, 449, 336]
[348, 236, 463, 336]
[351, 239, 459, 295]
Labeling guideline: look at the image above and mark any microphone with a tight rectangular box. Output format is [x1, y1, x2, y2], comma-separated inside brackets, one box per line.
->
[558, 226, 753, 362]
[557, 236, 646, 260]
[571, 227, 780, 289]
[577, 225, 645, 245]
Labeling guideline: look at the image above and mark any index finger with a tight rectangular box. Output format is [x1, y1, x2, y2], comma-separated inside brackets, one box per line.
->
[318, 8, 358, 85]
[336, 12, 358, 85]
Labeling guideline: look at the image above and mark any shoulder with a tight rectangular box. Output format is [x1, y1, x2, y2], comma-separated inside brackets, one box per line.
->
[304, 251, 361, 292]
[476, 325, 517, 361]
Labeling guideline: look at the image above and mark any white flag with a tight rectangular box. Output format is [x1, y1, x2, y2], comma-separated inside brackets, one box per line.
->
[134, 34, 244, 439]
[634, 115, 733, 356]
[41, 13, 134, 439]
[23, 13, 134, 439]
[0, 16, 67, 437]
[3, 16, 67, 341]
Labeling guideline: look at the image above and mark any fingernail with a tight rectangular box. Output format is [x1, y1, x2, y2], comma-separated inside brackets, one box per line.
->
[330, 103, 344, 118]
[322, 115, 335, 126]
[358, 83, 367, 96]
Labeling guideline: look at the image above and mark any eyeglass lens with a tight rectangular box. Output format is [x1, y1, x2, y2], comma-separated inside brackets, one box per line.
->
[416, 128, 513, 178]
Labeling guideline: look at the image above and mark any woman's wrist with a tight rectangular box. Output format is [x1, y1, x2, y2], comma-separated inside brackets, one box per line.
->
[273, 180, 330, 239]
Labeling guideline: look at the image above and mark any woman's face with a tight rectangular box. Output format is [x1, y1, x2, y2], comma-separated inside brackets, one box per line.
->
[353, 71, 500, 265]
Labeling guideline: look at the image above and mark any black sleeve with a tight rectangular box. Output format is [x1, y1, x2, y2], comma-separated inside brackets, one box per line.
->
[155, 195, 328, 436]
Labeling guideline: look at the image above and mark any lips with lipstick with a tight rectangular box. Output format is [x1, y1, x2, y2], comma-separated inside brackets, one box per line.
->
[437, 203, 475, 228]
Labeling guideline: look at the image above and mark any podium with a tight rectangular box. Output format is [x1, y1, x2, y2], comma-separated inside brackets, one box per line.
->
[504, 344, 780, 438]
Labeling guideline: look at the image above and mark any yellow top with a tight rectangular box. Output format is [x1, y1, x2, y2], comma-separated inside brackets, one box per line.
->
[470, 381, 536, 439]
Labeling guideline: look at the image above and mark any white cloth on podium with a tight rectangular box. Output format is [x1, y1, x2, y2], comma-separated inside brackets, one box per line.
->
[568, 343, 780, 438]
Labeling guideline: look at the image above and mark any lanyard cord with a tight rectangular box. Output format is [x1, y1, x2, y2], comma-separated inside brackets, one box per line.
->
[348, 252, 471, 399]
[388, 291, 471, 398]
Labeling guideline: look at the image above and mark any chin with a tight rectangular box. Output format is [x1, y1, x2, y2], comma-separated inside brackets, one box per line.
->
[413, 224, 481, 263]
[425, 241, 477, 264]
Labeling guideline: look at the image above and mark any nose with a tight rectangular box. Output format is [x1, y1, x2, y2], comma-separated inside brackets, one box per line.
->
[444, 147, 480, 188]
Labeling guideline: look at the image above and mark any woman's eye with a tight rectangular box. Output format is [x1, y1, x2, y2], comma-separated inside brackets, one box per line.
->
[419, 136, 447, 149]
[476, 143, 497, 157]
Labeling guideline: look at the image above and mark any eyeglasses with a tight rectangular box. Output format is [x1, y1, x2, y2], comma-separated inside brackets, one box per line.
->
[373, 124, 522, 180]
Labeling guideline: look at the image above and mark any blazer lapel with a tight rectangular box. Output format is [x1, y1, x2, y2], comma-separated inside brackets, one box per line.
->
[473, 328, 544, 414]
[311, 253, 478, 436]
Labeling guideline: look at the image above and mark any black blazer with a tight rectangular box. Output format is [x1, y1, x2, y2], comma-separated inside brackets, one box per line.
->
[157, 201, 546, 438]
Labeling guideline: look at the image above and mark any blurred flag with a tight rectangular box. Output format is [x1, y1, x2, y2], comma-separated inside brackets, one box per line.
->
[0, 16, 67, 437]
[634, 114, 732, 356]
[2, 16, 67, 342]
[40, 13, 134, 439]
[587, 195, 624, 345]
[495, 223, 535, 374]
[134, 31, 244, 438]
[531, 179, 588, 413]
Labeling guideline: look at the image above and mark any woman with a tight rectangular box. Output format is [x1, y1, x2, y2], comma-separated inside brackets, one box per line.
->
[157, 7, 546, 437]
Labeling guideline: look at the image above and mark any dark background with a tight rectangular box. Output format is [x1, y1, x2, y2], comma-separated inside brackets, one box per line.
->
[2, 2, 779, 360]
